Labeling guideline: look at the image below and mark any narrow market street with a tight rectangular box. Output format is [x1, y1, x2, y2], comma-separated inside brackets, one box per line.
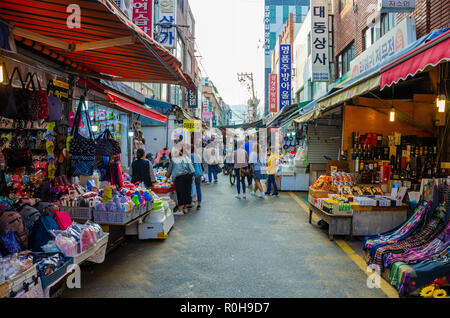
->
[63, 179, 388, 298]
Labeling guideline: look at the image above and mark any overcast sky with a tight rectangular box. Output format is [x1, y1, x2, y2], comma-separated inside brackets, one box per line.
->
[189, 0, 265, 109]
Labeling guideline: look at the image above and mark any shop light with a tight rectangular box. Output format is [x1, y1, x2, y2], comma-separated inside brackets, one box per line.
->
[0, 63, 4, 83]
[92, 125, 98, 132]
[436, 95, 446, 113]
[128, 131, 134, 137]
[389, 107, 396, 122]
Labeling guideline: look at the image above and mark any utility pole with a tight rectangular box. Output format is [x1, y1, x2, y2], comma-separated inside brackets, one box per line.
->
[237, 72, 259, 122]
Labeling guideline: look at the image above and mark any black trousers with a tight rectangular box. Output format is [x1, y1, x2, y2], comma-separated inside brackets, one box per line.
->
[175, 173, 193, 206]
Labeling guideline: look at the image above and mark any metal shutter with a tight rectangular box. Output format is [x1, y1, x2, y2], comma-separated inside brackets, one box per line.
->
[306, 123, 341, 164]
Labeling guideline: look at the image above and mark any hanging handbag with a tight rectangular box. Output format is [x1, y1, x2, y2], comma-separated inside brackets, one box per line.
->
[0, 66, 27, 119]
[25, 73, 49, 120]
[69, 97, 96, 176]
[24, 72, 40, 120]
[46, 80, 62, 122]
[95, 128, 121, 156]
[2, 128, 32, 168]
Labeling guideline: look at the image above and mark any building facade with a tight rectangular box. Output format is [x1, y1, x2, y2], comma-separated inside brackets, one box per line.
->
[264, 0, 311, 115]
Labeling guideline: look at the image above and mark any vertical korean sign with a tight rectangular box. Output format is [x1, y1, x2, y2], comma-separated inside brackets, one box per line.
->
[133, 0, 154, 37]
[264, 6, 271, 56]
[187, 88, 198, 108]
[311, 0, 329, 82]
[269, 74, 278, 113]
[279, 44, 292, 110]
[158, 0, 176, 49]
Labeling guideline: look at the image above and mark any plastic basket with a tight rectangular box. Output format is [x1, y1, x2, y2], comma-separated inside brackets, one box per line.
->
[93, 208, 135, 225]
[7, 265, 38, 294]
[73, 233, 109, 265]
[40, 257, 73, 290]
[58, 206, 93, 220]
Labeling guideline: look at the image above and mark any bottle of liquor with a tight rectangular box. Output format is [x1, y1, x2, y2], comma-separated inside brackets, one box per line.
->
[352, 145, 357, 160]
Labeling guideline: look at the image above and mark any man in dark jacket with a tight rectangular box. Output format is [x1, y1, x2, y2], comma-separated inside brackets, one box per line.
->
[131, 148, 156, 188]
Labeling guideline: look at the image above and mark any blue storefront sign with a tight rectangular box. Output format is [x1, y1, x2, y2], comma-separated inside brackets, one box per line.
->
[279, 44, 292, 110]
[187, 88, 198, 108]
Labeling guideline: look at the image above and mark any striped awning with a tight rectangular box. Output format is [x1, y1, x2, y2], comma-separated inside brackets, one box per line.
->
[0, 0, 195, 89]
[316, 74, 381, 111]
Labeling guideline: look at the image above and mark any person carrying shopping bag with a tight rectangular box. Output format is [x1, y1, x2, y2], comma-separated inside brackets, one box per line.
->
[265, 147, 279, 197]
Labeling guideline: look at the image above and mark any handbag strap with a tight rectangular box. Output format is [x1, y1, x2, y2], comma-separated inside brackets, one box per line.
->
[70, 96, 93, 139]
[8, 67, 26, 89]
[24, 72, 36, 91]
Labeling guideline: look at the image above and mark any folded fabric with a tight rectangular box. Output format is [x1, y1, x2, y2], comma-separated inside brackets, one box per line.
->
[368, 206, 447, 270]
[364, 201, 431, 259]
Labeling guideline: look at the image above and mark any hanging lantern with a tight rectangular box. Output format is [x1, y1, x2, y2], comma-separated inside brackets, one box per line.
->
[389, 107, 396, 122]
[436, 95, 446, 113]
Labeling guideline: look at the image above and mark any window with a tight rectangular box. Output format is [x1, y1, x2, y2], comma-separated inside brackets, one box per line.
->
[283, 6, 289, 24]
[270, 6, 276, 24]
[381, 13, 397, 37]
[270, 32, 276, 50]
[295, 6, 304, 23]
[362, 26, 375, 51]
[337, 41, 355, 78]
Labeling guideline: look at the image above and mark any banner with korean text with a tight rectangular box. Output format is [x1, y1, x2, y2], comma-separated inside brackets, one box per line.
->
[158, 0, 176, 49]
[269, 73, 278, 113]
[279, 44, 292, 110]
[310, 0, 329, 82]
[133, 0, 154, 37]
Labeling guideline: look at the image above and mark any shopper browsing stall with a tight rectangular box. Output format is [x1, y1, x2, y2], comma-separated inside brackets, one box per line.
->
[130, 149, 156, 188]
[167, 147, 195, 215]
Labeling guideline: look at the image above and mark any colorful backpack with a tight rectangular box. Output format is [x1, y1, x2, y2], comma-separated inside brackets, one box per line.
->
[0, 211, 28, 249]
[18, 205, 41, 229]
[29, 215, 59, 251]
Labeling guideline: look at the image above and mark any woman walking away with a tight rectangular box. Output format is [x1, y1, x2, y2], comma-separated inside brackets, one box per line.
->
[233, 142, 249, 199]
[207, 147, 219, 184]
[191, 147, 203, 210]
[131, 148, 156, 188]
[167, 147, 195, 215]
[265, 147, 279, 197]
[249, 143, 267, 198]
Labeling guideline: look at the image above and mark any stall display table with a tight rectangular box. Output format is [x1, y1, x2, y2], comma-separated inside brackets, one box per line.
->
[351, 205, 408, 236]
[308, 203, 353, 241]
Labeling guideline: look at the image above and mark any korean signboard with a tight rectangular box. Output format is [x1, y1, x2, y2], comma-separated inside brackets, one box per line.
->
[158, 0, 176, 49]
[183, 120, 201, 133]
[264, 6, 271, 56]
[310, 0, 329, 82]
[269, 73, 278, 113]
[186, 88, 198, 108]
[279, 44, 292, 110]
[202, 112, 212, 120]
[350, 17, 416, 77]
[378, 0, 415, 13]
[132, 0, 154, 37]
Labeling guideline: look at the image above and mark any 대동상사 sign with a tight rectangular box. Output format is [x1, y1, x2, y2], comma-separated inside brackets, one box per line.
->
[269, 73, 278, 113]
[132, 0, 154, 37]
[158, 0, 176, 49]
[378, 0, 415, 13]
[310, 0, 329, 82]
[183, 120, 201, 132]
[279, 44, 292, 110]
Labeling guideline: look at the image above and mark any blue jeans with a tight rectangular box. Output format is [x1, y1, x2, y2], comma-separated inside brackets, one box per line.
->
[266, 174, 279, 195]
[195, 177, 202, 203]
[235, 168, 246, 194]
[208, 164, 218, 182]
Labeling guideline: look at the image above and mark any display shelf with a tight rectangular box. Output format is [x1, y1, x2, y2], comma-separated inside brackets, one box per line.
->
[308, 203, 353, 241]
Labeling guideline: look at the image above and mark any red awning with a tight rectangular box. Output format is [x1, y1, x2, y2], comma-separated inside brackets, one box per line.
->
[0, 0, 195, 90]
[106, 91, 167, 123]
[380, 30, 450, 90]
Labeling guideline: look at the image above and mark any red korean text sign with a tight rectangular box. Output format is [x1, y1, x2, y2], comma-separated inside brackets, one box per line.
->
[133, 0, 154, 37]
[269, 73, 278, 113]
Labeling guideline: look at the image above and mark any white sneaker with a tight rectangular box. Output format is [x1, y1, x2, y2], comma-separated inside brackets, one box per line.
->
[173, 211, 184, 216]
[235, 194, 241, 199]
[258, 193, 265, 198]
[250, 192, 256, 196]
[243, 194, 247, 199]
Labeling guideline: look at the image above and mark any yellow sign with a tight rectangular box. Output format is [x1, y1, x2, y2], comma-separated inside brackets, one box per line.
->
[183, 120, 201, 132]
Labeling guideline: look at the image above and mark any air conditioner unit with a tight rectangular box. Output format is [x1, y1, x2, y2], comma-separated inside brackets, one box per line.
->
[115, 0, 133, 20]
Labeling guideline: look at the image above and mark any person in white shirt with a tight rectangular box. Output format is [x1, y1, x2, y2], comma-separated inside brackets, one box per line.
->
[249, 143, 267, 198]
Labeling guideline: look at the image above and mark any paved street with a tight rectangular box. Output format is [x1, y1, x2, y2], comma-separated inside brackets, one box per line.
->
[64, 178, 388, 298]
